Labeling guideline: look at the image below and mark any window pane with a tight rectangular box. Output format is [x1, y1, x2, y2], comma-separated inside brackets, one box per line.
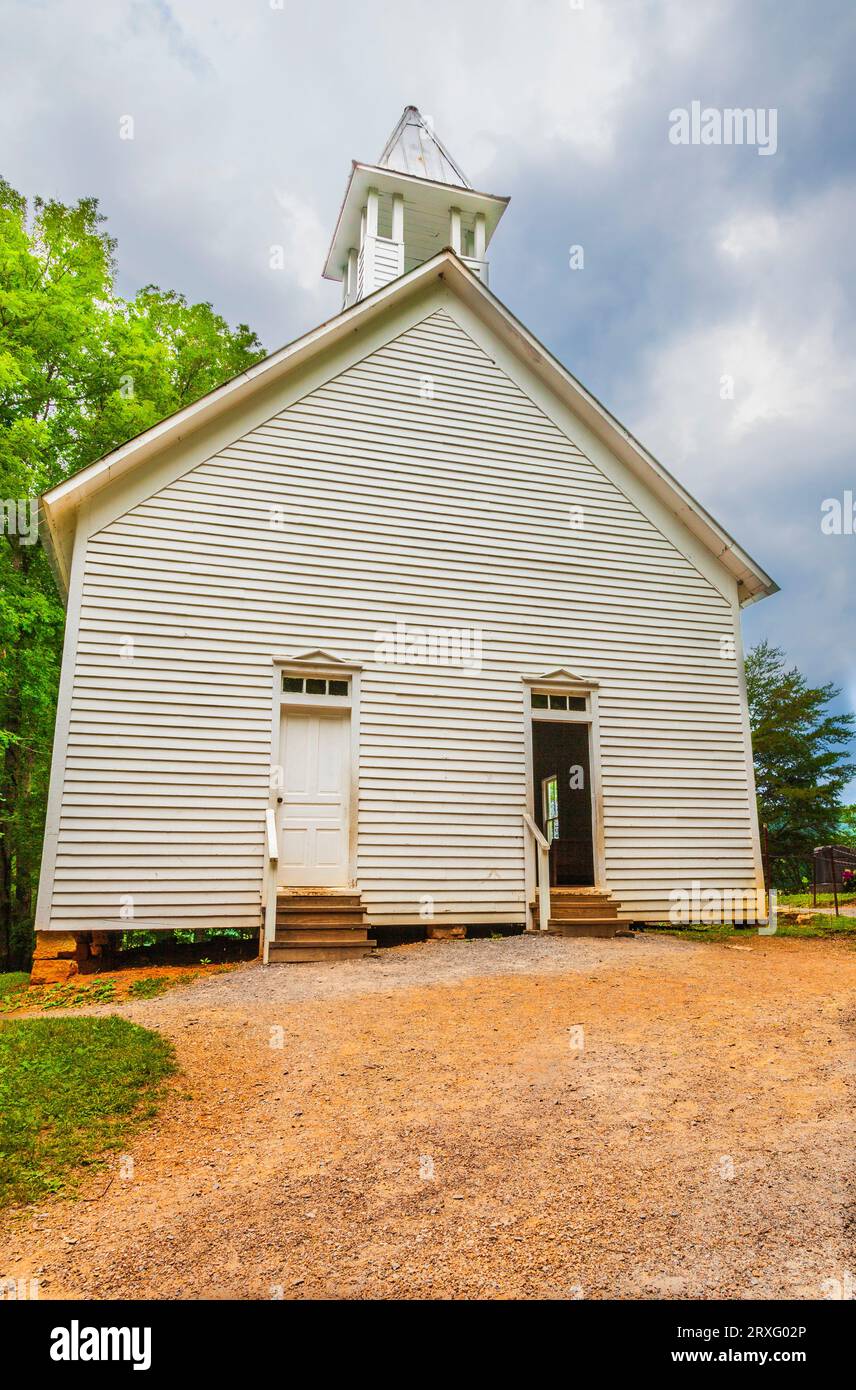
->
[549, 694, 567, 710]
[328, 679, 350, 696]
[567, 696, 587, 712]
[282, 676, 304, 693]
[545, 775, 559, 843]
[305, 678, 327, 695]
[531, 692, 548, 709]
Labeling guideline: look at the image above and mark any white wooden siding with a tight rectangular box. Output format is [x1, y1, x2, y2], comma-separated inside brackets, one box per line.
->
[46, 306, 759, 930]
[372, 235, 403, 289]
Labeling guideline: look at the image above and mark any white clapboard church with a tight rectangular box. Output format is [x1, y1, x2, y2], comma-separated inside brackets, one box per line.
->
[35, 106, 777, 967]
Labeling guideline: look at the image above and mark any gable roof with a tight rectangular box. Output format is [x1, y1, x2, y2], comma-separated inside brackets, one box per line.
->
[273, 648, 362, 671]
[522, 668, 600, 688]
[378, 106, 471, 187]
[39, 249, 777, 605]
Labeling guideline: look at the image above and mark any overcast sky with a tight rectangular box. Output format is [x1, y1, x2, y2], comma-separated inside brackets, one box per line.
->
[3, 0, 855, 787]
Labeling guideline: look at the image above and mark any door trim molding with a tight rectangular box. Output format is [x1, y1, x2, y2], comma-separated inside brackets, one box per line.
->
[269, 650, 361, 891]
[273, 648, 364, 674]
[522, 674, 607, 899]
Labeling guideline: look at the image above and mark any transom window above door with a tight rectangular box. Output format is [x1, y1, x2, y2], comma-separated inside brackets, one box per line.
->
[531, 691, 587, 712]
[282, 675, 350, 697]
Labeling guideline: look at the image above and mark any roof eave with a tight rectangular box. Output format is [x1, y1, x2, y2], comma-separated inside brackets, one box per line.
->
[38, 503, 70, 601]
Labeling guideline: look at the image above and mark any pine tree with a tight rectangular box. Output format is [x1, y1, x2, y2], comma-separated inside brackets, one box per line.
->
[745, 641, 855, 889]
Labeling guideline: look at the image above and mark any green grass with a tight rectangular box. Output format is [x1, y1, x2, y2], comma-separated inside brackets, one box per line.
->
[777, 891, 856, 909]
[0, 967, 221, 1015]
[0, 972, 29, 1000]
[0, 1015, 176, 1208]
[0, 978, 118, 1013]
[657, 923, 750, 944]
[772, 915, 856, 940]
[657, 914, 856, 944]
[126, 976, 172, 1000]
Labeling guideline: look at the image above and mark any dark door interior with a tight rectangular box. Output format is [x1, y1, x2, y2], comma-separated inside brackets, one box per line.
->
[532, 719, 594, 886]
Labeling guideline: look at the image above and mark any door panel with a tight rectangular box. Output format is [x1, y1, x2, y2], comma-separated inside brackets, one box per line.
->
[278, 711, 350, 886]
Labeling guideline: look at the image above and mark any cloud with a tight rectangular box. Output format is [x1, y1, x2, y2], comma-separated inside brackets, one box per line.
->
[271, 190, 330, 295]
[717, 211, 782, 260]
[635, 312, 855, 465]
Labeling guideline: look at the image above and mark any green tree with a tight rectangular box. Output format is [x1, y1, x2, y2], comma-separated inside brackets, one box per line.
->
[745, 640, 855, 890]
[836, 804, 856, 848]
[0, 179, 264, 968]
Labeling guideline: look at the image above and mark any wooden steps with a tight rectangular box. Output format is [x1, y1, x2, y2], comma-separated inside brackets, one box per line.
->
[535, 887, 626, 938]
[546, 920, 624, 938]
[269, 889, 374, 963]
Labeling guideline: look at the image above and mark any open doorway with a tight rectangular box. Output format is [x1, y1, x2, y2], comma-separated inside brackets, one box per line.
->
[532, 718, 594, 886]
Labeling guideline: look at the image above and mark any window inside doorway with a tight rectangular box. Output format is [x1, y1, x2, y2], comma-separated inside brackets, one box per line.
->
[543, 774, 559, 844]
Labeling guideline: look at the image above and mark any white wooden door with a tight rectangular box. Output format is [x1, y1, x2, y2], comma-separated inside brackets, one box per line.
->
[278, 711, 350, 886]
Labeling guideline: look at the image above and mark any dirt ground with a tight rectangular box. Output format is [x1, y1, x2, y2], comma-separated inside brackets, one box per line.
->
[1, 932, 854, 1300]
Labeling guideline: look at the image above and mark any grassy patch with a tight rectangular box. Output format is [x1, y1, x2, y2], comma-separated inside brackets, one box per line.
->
[126, 976, 174, 1000]
[656, 924, 749, 944]
[0, 979, 117, 1014]
[655, 915, 856, 944]
[0, 972, 29, 1000]
[0, 1015, 176, 1208]
[0, 963, 225, 1015]
[772, 915, 856, 940]
[777, 892, 856, 909]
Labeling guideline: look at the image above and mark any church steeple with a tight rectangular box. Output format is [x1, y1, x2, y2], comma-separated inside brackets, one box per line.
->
[322, 105, 509, 308]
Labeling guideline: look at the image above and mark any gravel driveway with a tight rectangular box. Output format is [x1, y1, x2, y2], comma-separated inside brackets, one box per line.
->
[1, 931, 854, 1300]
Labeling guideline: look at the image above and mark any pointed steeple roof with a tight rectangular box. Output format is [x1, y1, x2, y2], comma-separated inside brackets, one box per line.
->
[378, 106, 471, 189]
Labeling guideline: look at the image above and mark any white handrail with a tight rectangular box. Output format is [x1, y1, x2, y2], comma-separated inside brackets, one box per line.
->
[523, 811, 549, 851]
[266, 807, 279, 864]
[523, 812, 551, 932]
[263, 807, 279, 953]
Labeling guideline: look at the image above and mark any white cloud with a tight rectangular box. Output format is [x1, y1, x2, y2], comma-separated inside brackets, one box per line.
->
[718, 212, 781, 261]
[636, 313, 855, 467]
[635, 184, 856, 483]
[272, 190, 329, 294]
